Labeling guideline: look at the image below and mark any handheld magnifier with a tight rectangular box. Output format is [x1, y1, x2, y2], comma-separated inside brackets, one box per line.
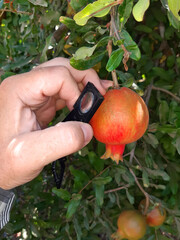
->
[52, 82, 104, 189]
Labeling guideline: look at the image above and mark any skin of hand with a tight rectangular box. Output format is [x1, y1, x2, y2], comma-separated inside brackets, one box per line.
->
[0, 57, 112, 190]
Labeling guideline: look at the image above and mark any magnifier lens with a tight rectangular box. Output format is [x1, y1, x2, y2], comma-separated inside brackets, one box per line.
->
[80, 92, 94, 113]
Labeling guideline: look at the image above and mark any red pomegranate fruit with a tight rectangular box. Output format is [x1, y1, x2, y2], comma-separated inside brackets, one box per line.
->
[112, 210, 147, 240]
[90, 87, 149, 163]
[138, 199, 166, 227]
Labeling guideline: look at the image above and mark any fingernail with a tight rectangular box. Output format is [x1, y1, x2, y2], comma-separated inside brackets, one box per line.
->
[80, 123, 93, 146]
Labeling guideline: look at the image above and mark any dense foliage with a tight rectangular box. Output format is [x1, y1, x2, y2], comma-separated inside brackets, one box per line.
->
[0, 0, 180, 239]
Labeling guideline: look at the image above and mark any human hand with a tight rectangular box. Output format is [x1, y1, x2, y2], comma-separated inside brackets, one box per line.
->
[0, 58, 112, 189]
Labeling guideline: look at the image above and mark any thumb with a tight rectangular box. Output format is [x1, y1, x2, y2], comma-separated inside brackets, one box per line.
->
[8, 122, 93, 174]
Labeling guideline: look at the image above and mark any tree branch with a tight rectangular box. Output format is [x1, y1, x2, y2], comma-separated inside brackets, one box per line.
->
[0, 8, 32, 15]
[152, 86, 180, 103]
[78, 164, 112, 195]
[107, 8, 119, 88]
[129, 167, 150, 215]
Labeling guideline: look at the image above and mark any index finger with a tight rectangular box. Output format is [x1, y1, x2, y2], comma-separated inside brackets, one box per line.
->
[8, 65, 81, 110]
[33, 57, 107, 95]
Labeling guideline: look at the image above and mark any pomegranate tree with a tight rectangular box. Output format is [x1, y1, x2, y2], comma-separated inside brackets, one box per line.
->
[90, 87, 149, 163]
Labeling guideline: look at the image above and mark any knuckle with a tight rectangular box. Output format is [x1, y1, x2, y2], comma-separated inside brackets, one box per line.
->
[87, 68, 96, 75]
[6, 138, 23, 166]
[0, 76, 14, 88]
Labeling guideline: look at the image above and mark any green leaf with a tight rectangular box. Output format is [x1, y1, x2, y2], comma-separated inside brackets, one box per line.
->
[73, 217, 82, 240]
[174, 136, 180, 154]
[122, 77, 134, 87]
[132, 0, 150, 22]
[66, 194, 82, 219]
[60, 16, 79, 29]
[74, 0, 116, 26]
[70, 0, 90, 12]
[158, 125, 178, 134]
[2, 56, 34, 71]
[116, 70, 135, 83]
[145, 153, 154, 168]
[143, 133, 159, 148]
[92, 176, 112, 185]
[88, 151, 104, 172]
[0, 0, 3, 9]
[73, 45, 97, 60]
[69, 166, 89, 182]
[30, 222, 41, 238]
[28, 0, 47, 7]
[118, 0, 133, 27]
[145, 168, 170, 181]
[60, 16, 99, 33]
[95, 184, 104, 206]
[40, 34, 55, 63]
[126, 189, 135, 204]
[168, 0, 180, 21]
[167, 165, 179, 194]
[96, 36, 112, 48]
[168, 10, 180, 30]
[135, 24, 152, 33]
[69, 166, 89, 190]
[40, 11, 60, 26]
[119, 30, 141, 60]
[159, 101, 169, 124]
[70, 50, 107, 70]
[106, 48, 124, 72]
[52, 188, 71, 201]
[142, 170, 150, 188]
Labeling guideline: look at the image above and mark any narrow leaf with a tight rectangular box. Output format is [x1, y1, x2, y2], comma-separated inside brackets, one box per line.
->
[119, 30, 141, 61]
[145, 168, 170, 181]
[70, 50, 107, 70]
[168, 0, 180, 21]
[66, 194, 82, 219]
[159, 101, 169, 124]
[92, 176, 112, 185]
[28, 0, 48, 7]
[95, 184, 104, 206]
[132, 0, 150, 22]
[73, 45, 97, 60]
[118, 0, 133, 27]
[126, 189, 135, 204]
[142, 170, 150, 188]
[73, 217, 82, 240]
[0, 0, 3, 9]
[174, 136, 180, 155]
[106, 48, 124, 72]
[52, 188, 71, 201]
[74, 0, 117, 26]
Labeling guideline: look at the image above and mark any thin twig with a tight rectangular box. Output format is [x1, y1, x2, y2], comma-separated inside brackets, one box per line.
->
[144, 81, 154, 105]
[152, 85, 180, 103]
[87, 184, 129, 201]
[160, 229, 178, 240]
[107, 8, 119, 87]
[0, 8, 32, 15]
[155, 229, 159, 240]
[0, 7, 6, 18]
[78, 164, 112, 195]
[129, 168, 149, 215]
[104, 184, 130, 194]
[129, 144, 136, 164]
[111, 10, 130, 71]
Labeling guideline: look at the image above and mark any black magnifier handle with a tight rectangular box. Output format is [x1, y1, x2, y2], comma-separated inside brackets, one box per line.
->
[52, 82, 104, 189]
